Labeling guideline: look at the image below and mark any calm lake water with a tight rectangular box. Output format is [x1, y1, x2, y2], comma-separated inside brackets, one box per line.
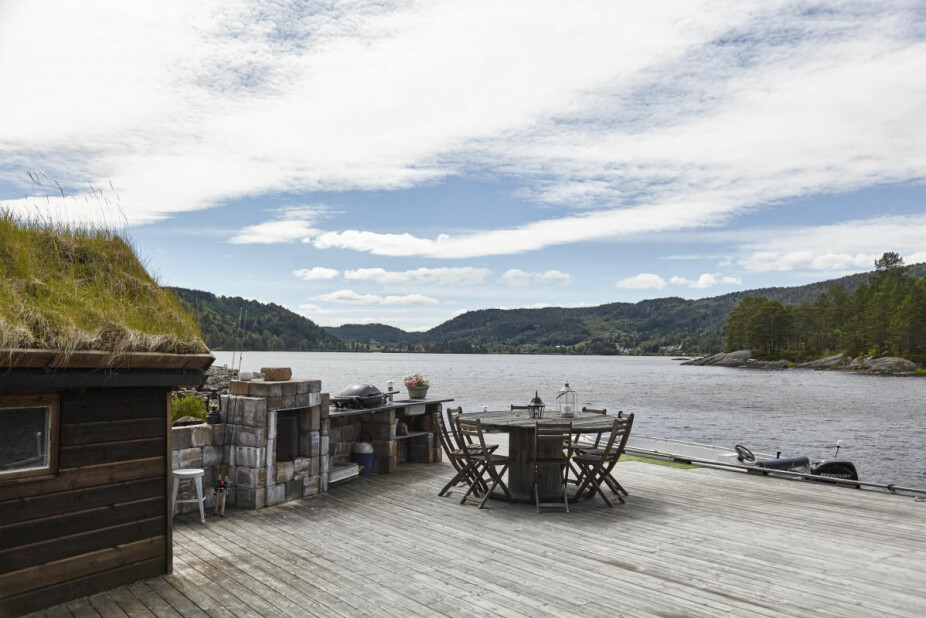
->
[214, 351, 926, 488]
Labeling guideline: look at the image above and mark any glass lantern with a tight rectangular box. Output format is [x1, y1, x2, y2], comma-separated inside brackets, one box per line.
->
[555, 382, 577, 417]
[528, 391, 545, 419]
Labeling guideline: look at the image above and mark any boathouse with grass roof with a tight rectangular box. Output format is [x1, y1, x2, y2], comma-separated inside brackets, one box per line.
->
[0, 214, 213, 615]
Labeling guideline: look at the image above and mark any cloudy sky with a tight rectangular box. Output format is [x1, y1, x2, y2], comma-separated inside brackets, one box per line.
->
[2, 1, 924, 331]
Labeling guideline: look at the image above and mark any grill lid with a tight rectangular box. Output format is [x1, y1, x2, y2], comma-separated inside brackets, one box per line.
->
[338, 384, 383, 399]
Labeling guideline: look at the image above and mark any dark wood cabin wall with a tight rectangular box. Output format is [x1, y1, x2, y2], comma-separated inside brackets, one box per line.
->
[0, 387, 170, 617]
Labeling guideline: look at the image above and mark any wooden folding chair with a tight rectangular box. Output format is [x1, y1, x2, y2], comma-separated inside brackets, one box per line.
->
[455, 416, 511, 508]
[531, 422, 573, 514]
[572, 409, 629, 497]
[433, 407, 497, 497]
[573, 413, 634, 507]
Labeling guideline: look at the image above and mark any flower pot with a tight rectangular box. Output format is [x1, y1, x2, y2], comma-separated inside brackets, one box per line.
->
[407, 386, 429, 399]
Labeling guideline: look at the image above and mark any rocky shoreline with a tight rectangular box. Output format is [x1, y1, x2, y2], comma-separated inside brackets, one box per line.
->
[681, 350, 923, 375]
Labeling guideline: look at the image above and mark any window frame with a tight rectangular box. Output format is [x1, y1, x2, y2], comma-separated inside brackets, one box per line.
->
[0, 394, 59, 481]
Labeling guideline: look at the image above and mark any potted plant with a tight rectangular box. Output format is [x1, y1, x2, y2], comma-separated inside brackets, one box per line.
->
[404, 373, 430, 399]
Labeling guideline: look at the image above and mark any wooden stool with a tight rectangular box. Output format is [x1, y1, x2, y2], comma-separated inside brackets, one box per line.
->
[172, 468, 206, 523]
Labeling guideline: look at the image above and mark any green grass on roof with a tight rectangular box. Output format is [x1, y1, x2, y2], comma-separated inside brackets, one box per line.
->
[0, 211, 207, 355]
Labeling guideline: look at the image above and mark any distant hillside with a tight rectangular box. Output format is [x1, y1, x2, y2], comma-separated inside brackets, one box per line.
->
[170, 287, 341, 351]
[324, 323, 413, 345]
[330, 264, 926, 355]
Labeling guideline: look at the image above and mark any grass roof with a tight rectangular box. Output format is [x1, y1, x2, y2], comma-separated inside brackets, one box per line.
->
[0, 211, 208, 356]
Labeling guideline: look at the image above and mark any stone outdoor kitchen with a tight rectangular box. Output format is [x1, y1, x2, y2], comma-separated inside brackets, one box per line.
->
[169, 368, 448, 514]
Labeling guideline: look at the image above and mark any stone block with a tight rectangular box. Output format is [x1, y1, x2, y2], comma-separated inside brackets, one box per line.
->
[190, 425, 213, 448]
[178, 447, 203, 469]
[171, 450, 179, 470]
[235, 465, 266, 488]
[308, 407, 321, 432]
[266, 439, 276, 463]
[203, 445, 224, 467]
[320, 436, 329, 460]
[320, 392, 329, 415]
[269, 383, 284, 397]
[261, 367, 292, 381]
[237, 486, 265, 509]
[366, 409, 394, 424]
[308, 392, 321, 407]
[276, 461, 295, 484]
[307, 380, 321, 393]
[303, 475, 320, 496]
[320, 418, 329, 436]
[236, 426, 267, 448]
[266, 483, 286, 506]
[239, 398, 268, 427]
[282, 381, 298, 396]
[293, 457, 309, 475]
[247, 382, 271, 398]
[369, 423, 395, 442]
[212, 424, 228, 445]
[268, 396, 283, 411]
[229, 381, 250, 396]
[375, 455, 396, 474]
[234, 446, 265, 469]
[267, 410, 277, 440]
[282, 395, 296, 409]
[372, 440, 396, 457]
[171, 426, 195, 450]
[295, 394, 308, 408]
[295, 381, 309, 395]
[285, 479, 303, 501]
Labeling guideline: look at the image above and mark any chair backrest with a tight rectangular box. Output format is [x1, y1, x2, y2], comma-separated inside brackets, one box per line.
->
[433, 406, 461, 461]
[600, 413, 634, 460]
[581, 407, 607, 415]
[455, 416, 489, 455]
[511, 404, 530, 411]
[533, 422, 573, 464]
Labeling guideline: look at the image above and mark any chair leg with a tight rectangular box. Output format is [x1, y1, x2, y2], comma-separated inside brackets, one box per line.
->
[460, 461, 488, 505]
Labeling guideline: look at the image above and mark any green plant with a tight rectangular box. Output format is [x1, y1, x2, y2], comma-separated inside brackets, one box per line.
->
[172, 393, 207, 422]
[916, 368, 926, 376]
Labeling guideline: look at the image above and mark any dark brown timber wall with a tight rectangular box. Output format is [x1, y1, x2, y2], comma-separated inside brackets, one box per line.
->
[0, 387, 171, 617]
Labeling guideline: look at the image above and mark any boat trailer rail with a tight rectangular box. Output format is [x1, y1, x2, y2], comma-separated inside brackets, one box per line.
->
[622, 446, 926, 499]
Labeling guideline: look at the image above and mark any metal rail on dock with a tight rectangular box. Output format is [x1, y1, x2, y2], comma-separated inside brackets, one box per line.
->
[622, 446, 926, 499]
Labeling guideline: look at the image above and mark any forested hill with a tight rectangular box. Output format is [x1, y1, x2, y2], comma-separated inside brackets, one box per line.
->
[333, 264, 926, 355]
[169, 287, 341, 351]
[170, 263, 925, 355]
[323, 323, 412, 345]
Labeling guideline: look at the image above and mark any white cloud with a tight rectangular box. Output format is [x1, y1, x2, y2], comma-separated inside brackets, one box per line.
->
[0, 0, 922, 280]
[616, 273, 666, 289]
[314, 289, 438, 305]
[230, 206, 328, 244]
[501, 268, 571, 285]
[344, 267, 489, 286]
[501, 269, 532, 286]
[669, 273, 741, 288]
[293, 267, 339, 280]
[536, 270, 571, 283]
[736, 215, 926, 272]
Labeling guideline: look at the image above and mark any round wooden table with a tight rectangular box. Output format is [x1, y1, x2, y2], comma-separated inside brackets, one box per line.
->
[462, 411, 615, 502]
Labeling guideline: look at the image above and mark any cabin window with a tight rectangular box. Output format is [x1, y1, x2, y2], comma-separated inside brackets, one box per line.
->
[0, 396, 58, 480]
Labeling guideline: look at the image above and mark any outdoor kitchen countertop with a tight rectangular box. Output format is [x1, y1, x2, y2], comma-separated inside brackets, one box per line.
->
[328, 396, 454, 419]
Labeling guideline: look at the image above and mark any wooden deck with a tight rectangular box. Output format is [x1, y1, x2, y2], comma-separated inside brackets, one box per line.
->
[25, 451, 926, 618]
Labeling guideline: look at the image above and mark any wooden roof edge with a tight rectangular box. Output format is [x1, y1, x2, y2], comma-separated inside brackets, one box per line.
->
[0, 349, 215, 371]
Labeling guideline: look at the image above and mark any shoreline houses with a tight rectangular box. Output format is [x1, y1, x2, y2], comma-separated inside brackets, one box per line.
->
[0, 219, 213, 615]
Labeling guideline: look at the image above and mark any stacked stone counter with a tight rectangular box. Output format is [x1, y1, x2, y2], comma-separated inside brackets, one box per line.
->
[170, 370, 448, 514]
[223, 377, 327, 508]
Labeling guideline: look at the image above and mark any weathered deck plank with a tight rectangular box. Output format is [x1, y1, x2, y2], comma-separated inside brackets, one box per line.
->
[32, 457, 926, 618]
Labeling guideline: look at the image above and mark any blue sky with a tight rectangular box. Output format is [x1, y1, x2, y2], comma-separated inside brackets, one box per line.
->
[1, 1, 925, 331]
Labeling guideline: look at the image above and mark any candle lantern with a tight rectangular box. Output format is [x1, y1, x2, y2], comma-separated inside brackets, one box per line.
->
[555, 382, 577, 418]
[528, 391, 545, 419]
